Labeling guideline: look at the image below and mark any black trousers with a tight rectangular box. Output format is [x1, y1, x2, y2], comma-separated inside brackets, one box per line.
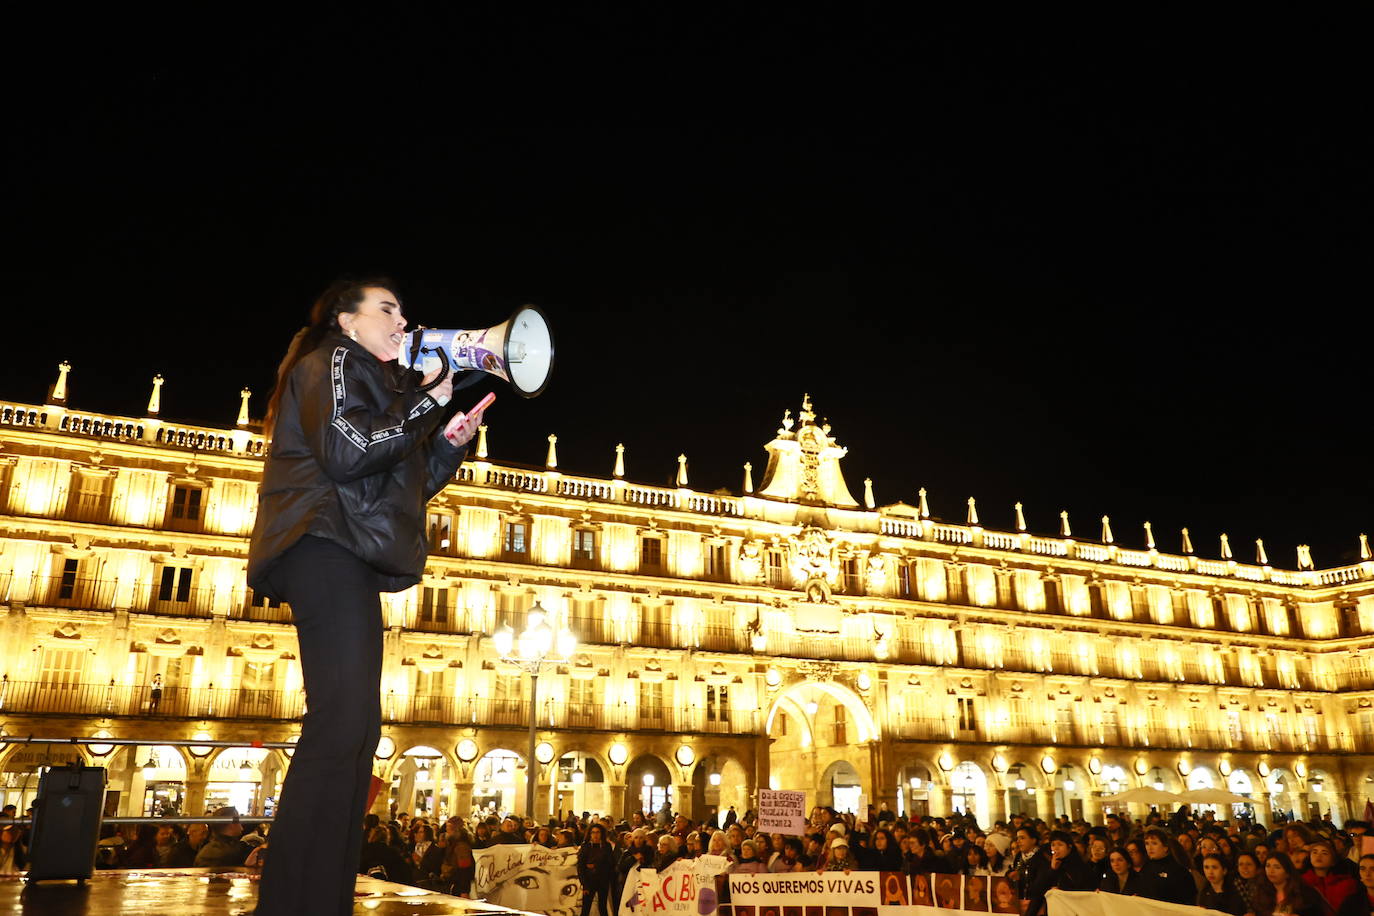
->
[582, 882, 612, 916]
[255, 536, 383, 916]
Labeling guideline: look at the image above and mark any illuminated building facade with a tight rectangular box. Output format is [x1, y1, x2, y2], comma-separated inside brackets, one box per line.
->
[2, 373, 1372, 827]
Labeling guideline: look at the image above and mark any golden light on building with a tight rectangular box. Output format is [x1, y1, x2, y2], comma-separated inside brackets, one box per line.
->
[0, 380, 1371, 825]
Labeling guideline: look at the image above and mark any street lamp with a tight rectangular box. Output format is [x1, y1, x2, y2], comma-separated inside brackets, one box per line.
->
[493, 601, 576, 820]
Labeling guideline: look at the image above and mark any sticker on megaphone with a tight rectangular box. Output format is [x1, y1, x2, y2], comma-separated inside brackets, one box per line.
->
[398, 305, 553, 397]
[404, 328, 505, 376]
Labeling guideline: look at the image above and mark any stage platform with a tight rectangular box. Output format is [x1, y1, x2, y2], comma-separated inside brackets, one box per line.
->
[1, 867, 535, 916]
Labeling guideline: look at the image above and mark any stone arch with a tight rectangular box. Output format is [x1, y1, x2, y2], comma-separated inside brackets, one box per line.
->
[1226, 767, 1256, 797]
[1051, 762, 1089, 820]
[1140, 764, 1181, 792]
[470, 746, 527, 817]
[1, 743, 94, 814]
[765, 680, 879, 743]
[0, 742, 92, 771]
[625, 753, 675, 822]
[385, 744, 459, 819]
[119, 744, 190, 817]
[1002, 759, 1049, 789]
[896, 757, 936, 819]
[1307, 767, 1338, 822]
[1002, 760, 1045, 818]
[1185, 765, 1217, 791]
[1099, 763, 1130, 795]
[950, 759, 990, 820]
[1266, 767, 1301, 821]
[203, 745, 273, 816]
[692, 752, 749, 826]
[1350, 764, 1374, 813]
[769, 694, 814, 746]
[551, 741, 611, 781]
[551, 744, 611, 821]
[819, 758, 864, 812]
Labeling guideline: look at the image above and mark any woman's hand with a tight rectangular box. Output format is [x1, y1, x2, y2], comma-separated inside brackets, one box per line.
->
[443, 394, 493, 447]
[423, 365, 456, 406]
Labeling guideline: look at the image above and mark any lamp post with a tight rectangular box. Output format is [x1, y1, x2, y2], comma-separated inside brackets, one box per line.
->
[493, 601, 576, 821]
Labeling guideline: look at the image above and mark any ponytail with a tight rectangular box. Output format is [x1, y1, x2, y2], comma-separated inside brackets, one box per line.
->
[263, 277, 398, 439]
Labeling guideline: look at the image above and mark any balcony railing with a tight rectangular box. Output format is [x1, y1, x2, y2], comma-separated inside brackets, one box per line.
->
[32, 575, 119, 610]
[891, 716, 1361, 755]
[3, 575, 299, 623]
[381, 696, 763, 734]
[129, 582, 219, 618]
[0, 676, 1363, 753]
[0, 680, 304, 720]
[232, 599, 294, 624]
[405, 607, 466, 634]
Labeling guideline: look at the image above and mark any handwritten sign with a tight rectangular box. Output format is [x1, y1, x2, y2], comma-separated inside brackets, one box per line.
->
[757, 789, 807, 835]
[633, 855, 729, 915]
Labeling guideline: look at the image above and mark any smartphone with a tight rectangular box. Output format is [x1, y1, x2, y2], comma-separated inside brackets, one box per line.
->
[472, 392, 496, 414]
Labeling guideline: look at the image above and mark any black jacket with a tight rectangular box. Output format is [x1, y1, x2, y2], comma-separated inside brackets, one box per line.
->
[1339, 888, 1374, 915]
[860, 844, 903, 871]
[1137, 856, 1198, 905]
[578, 841, 616, 889]
[1026, 849, 1096, 907]
[906, 849, 945, 876]
[1196, 882, 1248, 915]
[360, 840, 413, 884]
[1098, 869, 1141, 895]
[411, 842, 444, 881]
[1014, 846, 1053, 914]
[248, 332, 465, 597]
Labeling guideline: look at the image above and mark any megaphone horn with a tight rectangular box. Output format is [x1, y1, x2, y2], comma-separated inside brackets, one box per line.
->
[398, 305, 555, 398]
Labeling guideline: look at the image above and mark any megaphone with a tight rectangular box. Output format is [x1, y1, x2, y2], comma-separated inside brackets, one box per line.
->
[398, 305, 554, 397]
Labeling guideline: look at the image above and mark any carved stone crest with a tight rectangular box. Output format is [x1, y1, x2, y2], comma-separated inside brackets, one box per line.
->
[738, 541, 763, 583]
[790, 527, 838, 602]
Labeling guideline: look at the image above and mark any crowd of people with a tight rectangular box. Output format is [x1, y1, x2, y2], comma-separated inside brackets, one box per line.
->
[4, 797, 1374, 916]
[351, 802, 1374, 916]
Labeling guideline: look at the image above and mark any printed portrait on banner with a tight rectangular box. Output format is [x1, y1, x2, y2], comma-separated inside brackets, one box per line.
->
[989, 876, 1018, 913]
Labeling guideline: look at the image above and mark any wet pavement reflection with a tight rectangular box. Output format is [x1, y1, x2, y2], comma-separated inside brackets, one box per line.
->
[0, 868, 534, 916]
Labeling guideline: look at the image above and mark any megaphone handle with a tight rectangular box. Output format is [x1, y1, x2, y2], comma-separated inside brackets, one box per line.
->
[415, 348, 452, 393]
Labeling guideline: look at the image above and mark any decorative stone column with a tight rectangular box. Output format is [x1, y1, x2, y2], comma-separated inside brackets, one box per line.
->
[1081, 793, 1103, 827]
[755, 735, 772, 802]
[1252, 793, 1273, 827]
[1336, 793, 1356, 826]
[184, 772, 208, 817]
[607, 783, 627, 821]
[984, 786, 1007, 825]
[535, 782, 553, 822]
[676, 784, 693, 820]
[1035, 788, 1055, 823]
[868, 739, 898, 814]
[453, 781, 474, 818]
[928, 784, 952, 818]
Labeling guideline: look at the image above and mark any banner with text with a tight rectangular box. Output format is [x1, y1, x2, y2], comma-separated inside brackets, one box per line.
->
[630, 855, 731, 916]
[473, 843, 581, 916]
[724, 873, 1229, 916]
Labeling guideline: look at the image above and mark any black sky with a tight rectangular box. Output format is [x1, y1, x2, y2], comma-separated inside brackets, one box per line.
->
[6, 14, 1370, 567]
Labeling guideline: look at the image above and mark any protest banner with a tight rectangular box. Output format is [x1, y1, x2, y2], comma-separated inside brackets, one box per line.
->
[473, 843, 581, 916]
[475, 854, 1230, 916]
[1045, 888, 1229, 916]
[632, 854, 729, 916]
[729, 870, 944, 916]
[757, 790, 808, 835]
[620, 863, 644, 916]
[725, 872, 1231, 916]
